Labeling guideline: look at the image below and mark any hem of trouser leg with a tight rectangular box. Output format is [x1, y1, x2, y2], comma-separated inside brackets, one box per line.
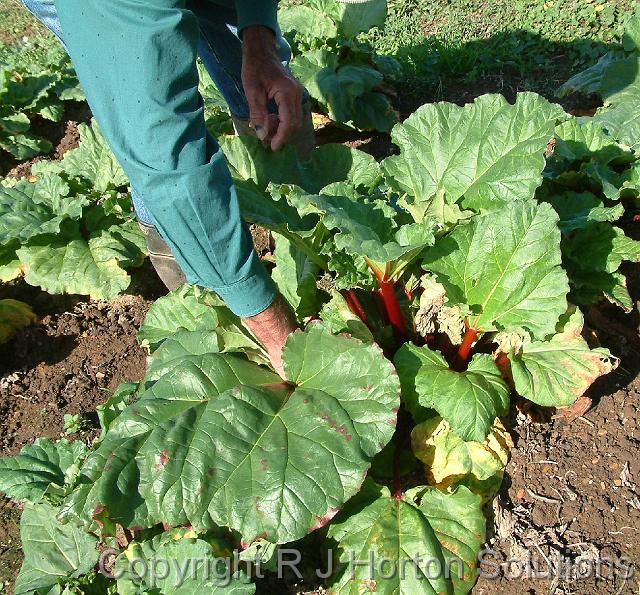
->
[211, 267, 277, 318]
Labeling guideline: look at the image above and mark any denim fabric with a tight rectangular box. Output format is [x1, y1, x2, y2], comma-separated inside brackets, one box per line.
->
[21, 0, 294, 226]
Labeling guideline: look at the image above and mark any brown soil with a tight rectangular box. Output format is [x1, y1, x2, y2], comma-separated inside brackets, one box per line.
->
[0, 264, 167, 591]
[0, 101, 90, 177]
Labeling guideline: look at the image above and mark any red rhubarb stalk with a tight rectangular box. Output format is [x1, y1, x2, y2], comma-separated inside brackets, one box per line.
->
[378, 281, 408, 338]
[451, 326, 479, 370]
[341, 289, 369, 327]
[365, 259, 408, 339]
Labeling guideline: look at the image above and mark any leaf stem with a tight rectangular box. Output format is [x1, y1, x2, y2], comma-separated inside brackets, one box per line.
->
[451, 326, 479, 370]
[341, 289, 370, 327]
[377, 282, 408, 339]
[364, 257, 408, 339]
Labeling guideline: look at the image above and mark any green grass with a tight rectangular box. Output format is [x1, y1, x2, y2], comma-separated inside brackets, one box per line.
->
[362, 0, 636, 104]
[0, 0, 48, 45]
[1, 0, 635, 108]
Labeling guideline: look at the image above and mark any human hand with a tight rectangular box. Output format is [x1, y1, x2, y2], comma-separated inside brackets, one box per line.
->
[242, 293, 298, 379]
[241, 25, 304, 151]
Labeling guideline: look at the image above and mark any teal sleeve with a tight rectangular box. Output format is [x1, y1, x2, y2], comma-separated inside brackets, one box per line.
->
[53, 0, 277, 317]
[235, 0, 279, 34]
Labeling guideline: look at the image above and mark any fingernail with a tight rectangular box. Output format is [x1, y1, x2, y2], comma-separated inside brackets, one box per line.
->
[254, 124, 267, 141]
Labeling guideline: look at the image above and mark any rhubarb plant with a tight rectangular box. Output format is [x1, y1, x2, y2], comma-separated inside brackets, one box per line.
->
[0, 119, 146, 298]
[0, 89, 631, 594]
[0, 42, 84, 159]
[279, 0, 399, 131]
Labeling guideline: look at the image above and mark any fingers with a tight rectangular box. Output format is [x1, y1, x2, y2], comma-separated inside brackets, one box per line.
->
[270, 78, 304, 151]
[245, 85, 269, 140]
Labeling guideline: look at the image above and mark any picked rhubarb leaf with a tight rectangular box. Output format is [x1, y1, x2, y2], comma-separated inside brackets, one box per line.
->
[423, 200, 569, 339]
[327, 480, 454, 595]
[395, 344, 509, 442]
[222, 136, 380, 194]
[62, 324, 399, 544]
[383, 92, 564, 219]
[412, 417, 512, 503]
[506, 308, 618, 407]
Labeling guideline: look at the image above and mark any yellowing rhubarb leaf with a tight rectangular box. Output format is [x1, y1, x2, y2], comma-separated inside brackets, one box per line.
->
[411, 416, 512, 503]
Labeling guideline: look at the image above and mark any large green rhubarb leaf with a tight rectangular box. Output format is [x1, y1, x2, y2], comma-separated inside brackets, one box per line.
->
[326, 480, 453, 595]
[0, 242, 21, 281]
[15, 501, 98, 595]
[0, 182, 85, 245]
[116, 533, 255, 595]
[395, 344, 509, 442]
[542, 191, 624, 233]
[222, 136, 380, 194]
[272, 235, 323, 319]
[383, 92, 564, 218]
[286, 188, 436, 275]
[291, 50, 397, 132]
[280, 4, 337, 41]
[556, 51, 623, 98]
[553, 118, 628, 164]
[0, 438, 87, 502]
[280, 0, 385, 41]
[62, 324, 400, 544]
[506, 309, 618, 407]
[59, 119, 128, 191]
[423, 200, 569, 338]
[593, 99, 640, 151]
[415, 485, 486, 594]
[17, 216, 146, 299]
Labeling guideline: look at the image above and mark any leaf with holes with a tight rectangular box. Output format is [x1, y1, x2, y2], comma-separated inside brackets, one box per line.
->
[506, 308, 618, 406]
[327, 479, 454, 594]
[411, 417, 512, 502]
